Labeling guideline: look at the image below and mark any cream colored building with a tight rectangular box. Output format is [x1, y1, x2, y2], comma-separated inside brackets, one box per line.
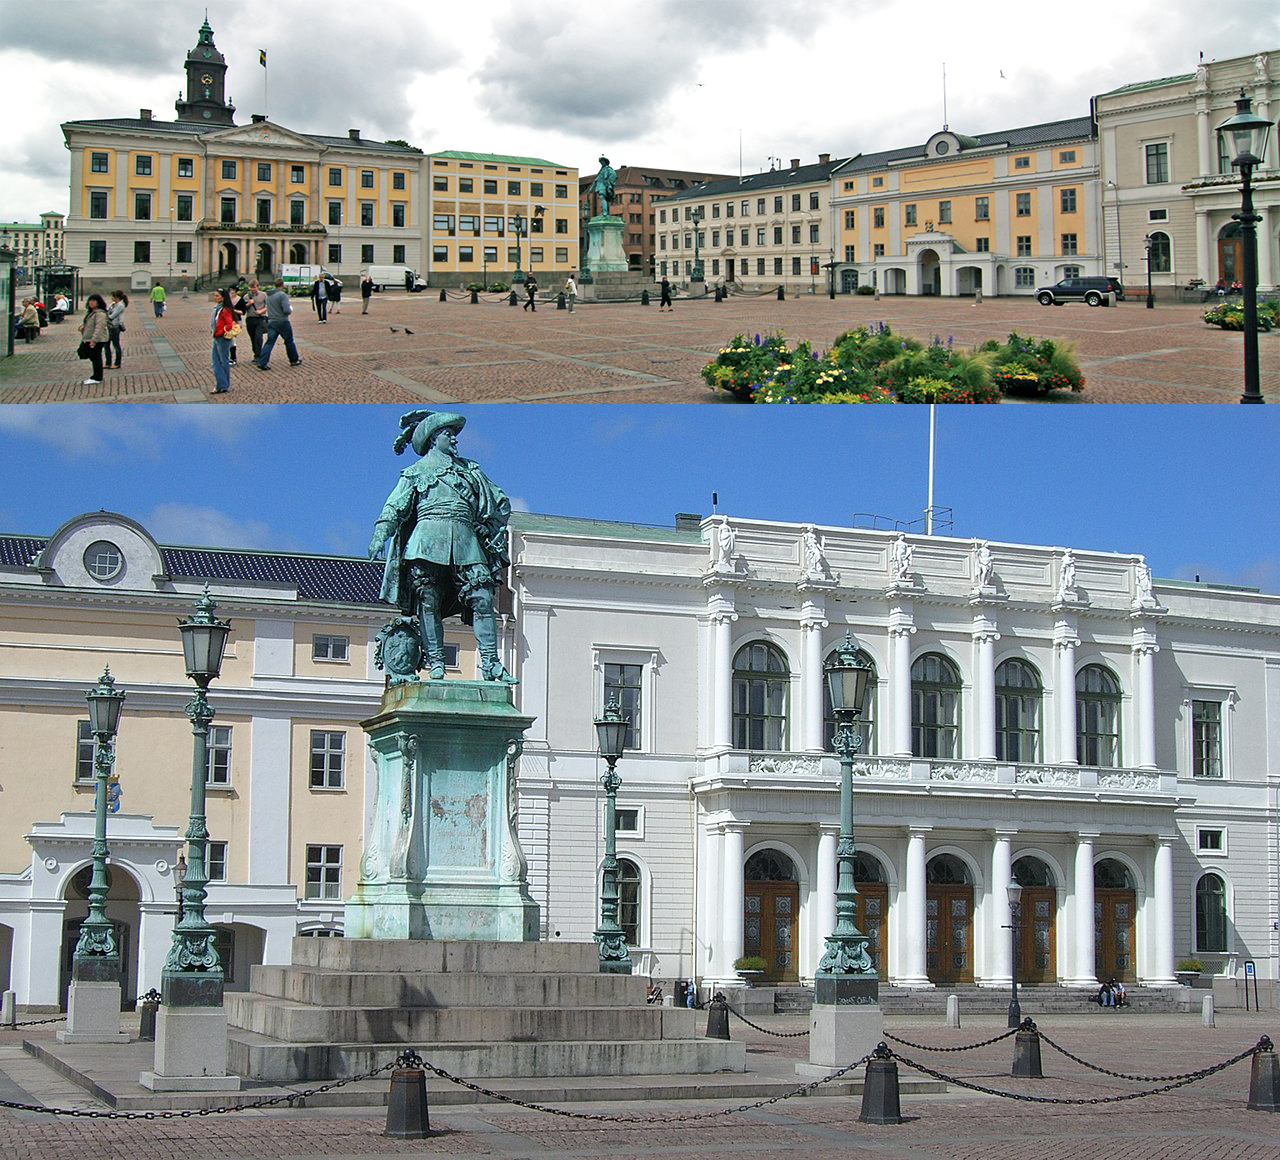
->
[0, 213, 65, 271]
[0, 511, 484, 1009]
[1095, 50, 1279, 296]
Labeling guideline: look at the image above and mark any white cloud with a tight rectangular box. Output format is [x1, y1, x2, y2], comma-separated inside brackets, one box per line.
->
[143, 502, 284, 550]
[0, 405, 273, 458]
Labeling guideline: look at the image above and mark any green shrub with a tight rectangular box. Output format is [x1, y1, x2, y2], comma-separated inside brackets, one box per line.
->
[734, 955, 768, 972]
[990, 331, 1085, 393]
[487, 282, 509, 293]
[702, 332, 790, 400]
[855, 284, 876, 295]
[1203, 297, 1278, 331]
[896, 375, 1001, 404]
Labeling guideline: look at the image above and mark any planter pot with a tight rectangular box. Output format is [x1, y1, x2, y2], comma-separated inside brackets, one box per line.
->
[1175, 972, 1201, 987]
[736, 970, 765, 986]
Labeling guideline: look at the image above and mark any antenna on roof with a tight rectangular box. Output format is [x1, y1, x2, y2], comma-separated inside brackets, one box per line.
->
[942, 62, 948, 131]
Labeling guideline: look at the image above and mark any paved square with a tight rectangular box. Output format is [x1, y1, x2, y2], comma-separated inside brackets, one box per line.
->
[2, 291, 1274, 403]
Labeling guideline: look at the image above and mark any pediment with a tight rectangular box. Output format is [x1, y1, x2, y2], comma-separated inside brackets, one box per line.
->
[201, 121, 316, 150]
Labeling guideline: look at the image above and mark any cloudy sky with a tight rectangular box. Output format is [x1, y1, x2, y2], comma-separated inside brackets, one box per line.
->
[4, 0, 1278, 222]
[0, 406, 1276, 596]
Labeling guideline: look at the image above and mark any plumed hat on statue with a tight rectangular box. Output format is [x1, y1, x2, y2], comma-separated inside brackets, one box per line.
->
[393, 410, 467, 456]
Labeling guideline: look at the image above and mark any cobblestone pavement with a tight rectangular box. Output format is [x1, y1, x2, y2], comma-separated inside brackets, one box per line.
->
[2, 1011, 1277, 1158]
[2, 290, 1274, 403]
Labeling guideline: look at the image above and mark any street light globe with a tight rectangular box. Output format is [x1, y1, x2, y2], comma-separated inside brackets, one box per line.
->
[1219, 89, 1273, 168]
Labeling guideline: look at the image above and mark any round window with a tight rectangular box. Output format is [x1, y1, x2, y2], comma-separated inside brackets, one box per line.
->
[935, 141, 950, 155]
[84, 540, 123, 581]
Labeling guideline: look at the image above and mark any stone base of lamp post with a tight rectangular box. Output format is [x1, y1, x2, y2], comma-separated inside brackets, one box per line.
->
[800, 994, 884, 1077]
[59, 967, 128, 1043]
[140, 1004, 240, 1092]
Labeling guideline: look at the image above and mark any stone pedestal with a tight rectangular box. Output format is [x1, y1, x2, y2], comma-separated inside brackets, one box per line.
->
[798, 975, 883, 1077]
[584, 215, 629, 273]
[140, 1005, 241, 1091]
[344, 680, 539, 942]
[58, 980, 128, 1043]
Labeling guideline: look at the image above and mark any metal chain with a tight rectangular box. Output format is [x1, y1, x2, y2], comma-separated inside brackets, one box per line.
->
[8, 1016, 67, 1028]
[724, 1005, 810, 1038]
[0, 1058, 402, 1119]
[1035, 1027, 1262, 1084]
[883, 1025, 1021, 1053]
[886, 1042, 1262, 1106]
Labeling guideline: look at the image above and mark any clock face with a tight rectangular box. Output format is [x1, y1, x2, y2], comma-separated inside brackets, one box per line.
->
[201, 74, 213, 84]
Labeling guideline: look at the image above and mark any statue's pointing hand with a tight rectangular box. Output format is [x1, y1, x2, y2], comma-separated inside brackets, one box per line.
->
[368, 535, 386, 561]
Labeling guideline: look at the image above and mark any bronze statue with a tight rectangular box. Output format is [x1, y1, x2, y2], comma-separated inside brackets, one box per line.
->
[586, 155, 617, 217]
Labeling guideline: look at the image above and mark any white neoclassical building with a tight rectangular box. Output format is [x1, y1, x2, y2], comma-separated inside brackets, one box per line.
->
[508, 512, 1279, 1004]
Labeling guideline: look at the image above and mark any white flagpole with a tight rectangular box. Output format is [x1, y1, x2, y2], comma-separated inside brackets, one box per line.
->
[926, 405, 936, 534]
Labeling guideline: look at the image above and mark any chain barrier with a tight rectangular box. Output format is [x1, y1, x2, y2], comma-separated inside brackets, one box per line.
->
[722, 1003, 810, 1038]
[1034, 1026, 1256, 1084]
[0, 1056, 405, 1119]
[7, 1016, 67, 1028]
[885, 1040, 1265, 1107]
[882, 1025, 1021, 1054]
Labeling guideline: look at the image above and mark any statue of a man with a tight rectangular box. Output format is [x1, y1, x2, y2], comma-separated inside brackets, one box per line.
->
[587, 155, 617, 217]
[369, 410, 516, 683]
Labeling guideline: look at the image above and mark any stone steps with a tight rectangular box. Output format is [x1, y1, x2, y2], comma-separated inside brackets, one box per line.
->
[771, 984, 1187, 1016]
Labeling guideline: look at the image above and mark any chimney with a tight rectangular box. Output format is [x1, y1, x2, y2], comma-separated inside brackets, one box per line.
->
[819, 153, 830, 164]
[251, 113, 266, 124]
[674, 513, 702, 532]
[139, 109, 152, 120]
[348, 128, 361, 141]
[790, 158, 800, 169]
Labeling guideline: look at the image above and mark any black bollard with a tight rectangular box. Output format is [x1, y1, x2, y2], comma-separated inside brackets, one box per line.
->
[508, 291, 518, 306]
[469, 288, 479, 304]
[641, 289, 650, 306]
[1012, 1018, 1043, 1078]
[859, 1043, 903, 1125]
[439, 289, 447, 302]
[385, 1050, 431, 1138]
[1248, 1036, 1279, 1112]
[776, 285, 785, 301]
[137, 988, 160, 1041]
[705, 992, 730, 1040]
[557, 292, 566, 310]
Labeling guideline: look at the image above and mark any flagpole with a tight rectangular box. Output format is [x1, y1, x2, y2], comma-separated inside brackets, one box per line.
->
[261, 50, 268, 118]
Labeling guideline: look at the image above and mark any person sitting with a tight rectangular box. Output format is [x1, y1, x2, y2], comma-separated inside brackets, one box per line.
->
[49, 292, 70, 323]
[1110, 978, 1126, 1008]
[1096, 981, 1114, 1007]
[17, 298, 41, 342]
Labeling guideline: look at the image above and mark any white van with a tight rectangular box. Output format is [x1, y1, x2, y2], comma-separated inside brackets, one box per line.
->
[364, 265, 427, 292]
[280, 264, 341, 289]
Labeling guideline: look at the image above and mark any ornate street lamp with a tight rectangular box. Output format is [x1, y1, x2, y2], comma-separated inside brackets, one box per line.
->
[1006, 878, 1023, 1028]
[593, 700, 632, 974]
[1143, 234, 1154, 309]
[1218, 90, 1274, 404]
[511, 213, 526, 285]
[816, 632, 875, 982]
[690, 206, 706, 283]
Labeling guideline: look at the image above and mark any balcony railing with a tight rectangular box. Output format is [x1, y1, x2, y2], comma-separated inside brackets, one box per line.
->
[196, 219, 328, 235]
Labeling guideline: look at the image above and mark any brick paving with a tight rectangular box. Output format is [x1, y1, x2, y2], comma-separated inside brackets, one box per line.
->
[2, 1011, 1276, 1157]
[3, 290, 1274, 404]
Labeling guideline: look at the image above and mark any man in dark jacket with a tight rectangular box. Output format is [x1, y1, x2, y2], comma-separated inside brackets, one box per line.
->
[362, 274, 374, 314]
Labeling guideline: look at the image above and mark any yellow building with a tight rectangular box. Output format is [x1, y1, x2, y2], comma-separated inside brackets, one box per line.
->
[830, 118, 1099, 297]
[0, 511, 484, 1010]
[426, 152, 579, 287]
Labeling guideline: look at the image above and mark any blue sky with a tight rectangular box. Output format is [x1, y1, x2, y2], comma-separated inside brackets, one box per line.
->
[0, 405, 1275, 593]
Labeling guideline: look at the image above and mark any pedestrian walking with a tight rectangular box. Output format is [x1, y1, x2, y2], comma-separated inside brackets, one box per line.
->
[238, 280, 268, 361]
[77, 294, 110, 384]
[149, 283, 166, 318]
[310, 276, 328, 323]
[103, 290, 129, 369]
[361, 274, 374, 314]
[659, 276, 673, 311]
[523, 274, 538, 312]
[329, 276, 342, 314]
[210, 287, 239, 394]
[255, 278, 302, 369]
[564, 274, 577, 314]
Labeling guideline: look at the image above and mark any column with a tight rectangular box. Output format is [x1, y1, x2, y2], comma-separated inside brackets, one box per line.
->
[815, 825, 838, 957]
[709, 594, 737, 751]
[1196, 209, 1213, 286]
[1132, 633, 1159, 770]
[1256, 206, 1274, 292]
[989, 831, 1015, 987]
[1196, 108, 1212, 177]
[1068, 833, 1098, 988]
[972, 615, 999, 761]
[701, 824, 722, 978]
[900, 827, 931, 987]
[720, 825, 745, 978]
[800, 602, 828, 751]
[1150, 836, 1176, 985]
[1054, 618, 1079, 764]
[888, 605, 915, 757]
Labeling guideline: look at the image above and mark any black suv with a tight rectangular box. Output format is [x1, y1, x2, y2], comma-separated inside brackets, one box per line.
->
[1035, 276, 1125, 306]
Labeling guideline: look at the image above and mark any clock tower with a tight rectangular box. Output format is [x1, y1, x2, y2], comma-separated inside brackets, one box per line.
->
[175, 18, 236, 125]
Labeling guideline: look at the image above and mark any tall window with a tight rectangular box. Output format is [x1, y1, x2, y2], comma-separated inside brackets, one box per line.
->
[90, 191, 108, 219]
[905, 204, 917, 226]
[995, 659, 1042, 762]
[1148, 231, 1171, 273]
[305, 845, 342, 899]
[975, 197, 989, 221]
[177, 157, 194, 178]
[309, 730, 345, 790]
[873, 207, 885, 228]
[221, 160, 237, 180]
[1017, 235, 1032, 256]
[1195, 873, 1227, 953]
[135, 193, 152, 221]
[219, 197, 235, 223]
[1016, 192, 1031, 216]
[361, 170, 374, 189]
[290, 200, 305, 225]
[618, 858, 641, 946]
[1061, 188, 1077, 213]
[1077, 665, 1121, 767]
[89, 240, 106, 263]
[91, 152, 109, 173]
[205, 724, 232, 785]
[135, 155, 152, 176]
[603, 663, 642, 749]
[823, 647, 876, 753]
[75, 720, 95, 782]
[133, 241, 151, 264]
[1192, 700, 1222, 778]
[361, 203, 374, 227]
[328, 202, 342, 226]
[911, 653, 961, 758]
[328, 168, 343, 187]
[1061, 233, 1079, 256]
[1145, 142, 1169, 184]
[733, 642, 789, 751]
[207, 841, 228, 881]
[291, 164, 305, 184]
[939, 200, 951, 223]
[257, 162, 271, 181]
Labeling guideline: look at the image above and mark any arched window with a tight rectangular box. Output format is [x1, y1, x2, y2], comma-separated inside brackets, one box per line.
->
[854, 852, 886, 883]
[926, 853, 971, 885]
[1094, 858, 1133, 889]
[733, 642, 789, 751]
[824, 646, 876, 753]
[745, 849, 797, 882]
[911, 653, 961, 758]
[995, 659, 1042, 762]
[617, 858, 642, 947]
[1195, 872, 1228, 954]
[1077, 665, 1122, 767]
[1148, 231, 1171, 273]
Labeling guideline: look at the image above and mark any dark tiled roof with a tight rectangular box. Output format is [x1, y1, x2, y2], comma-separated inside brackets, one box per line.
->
[0, 537, 43, 567]
[836, 117, 1096, 175]
[660, 158, 851, 202]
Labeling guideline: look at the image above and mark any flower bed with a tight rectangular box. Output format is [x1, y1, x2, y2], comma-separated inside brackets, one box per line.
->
[1202, 297, 1279, 331]
[986, 332, 1085, 394]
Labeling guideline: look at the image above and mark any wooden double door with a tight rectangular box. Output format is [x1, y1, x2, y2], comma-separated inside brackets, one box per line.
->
[1014, 887, 1057, 984]
[743, 882, 799, 983]
[926, 885, 973, 984]
[1095, 889, 1136, 983]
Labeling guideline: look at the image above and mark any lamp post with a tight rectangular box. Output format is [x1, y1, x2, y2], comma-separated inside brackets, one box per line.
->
[1106, 180, 1124, 290]
[1219, 89, 1273, 405]
[174, 852, 187, 922]
[1006, 879, 1023, 1028]
[816, 632, 875, 981]
[828, 247, 836, 299]
[511, 213, 526, 284]
[1143, 234, 1154, 309]
[691, 206, 706, 283]
[593, 700, 632, 974]
[59, 667, 128, 1042]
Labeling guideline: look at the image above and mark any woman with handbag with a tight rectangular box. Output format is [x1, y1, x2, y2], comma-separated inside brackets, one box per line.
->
[77, 294, 110, 385]
[104, 290, 129, 370]
[210, 288, 241, 394]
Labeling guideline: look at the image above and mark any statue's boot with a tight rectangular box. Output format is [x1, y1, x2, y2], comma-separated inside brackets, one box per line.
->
[472, 604, 517, 684]
[417, 606, 447, 680]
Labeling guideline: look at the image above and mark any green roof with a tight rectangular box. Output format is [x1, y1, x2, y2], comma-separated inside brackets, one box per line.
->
[511, 512, 702, 543]
[431, 150, 570, 168]
[1099, 72, 1196, 97]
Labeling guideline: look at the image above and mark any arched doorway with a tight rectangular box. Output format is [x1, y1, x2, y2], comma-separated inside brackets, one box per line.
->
[1217, 222, 1242, 285]
[841, 269, 859, 293]
[288, 242, 307, 265]
[917, 249, 941, 296]
[1013, 856, 1057, 984]
[60, 863, 141, 1009]
[743, 849, 799, 983]
[956, 265, 983, 296]
[218, 242, 239, 276]
[926, 854, 973, 984]
[854, 852, 888, 980]
[256, 242, 274, 277]
[1094, 858, 1136, 983]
